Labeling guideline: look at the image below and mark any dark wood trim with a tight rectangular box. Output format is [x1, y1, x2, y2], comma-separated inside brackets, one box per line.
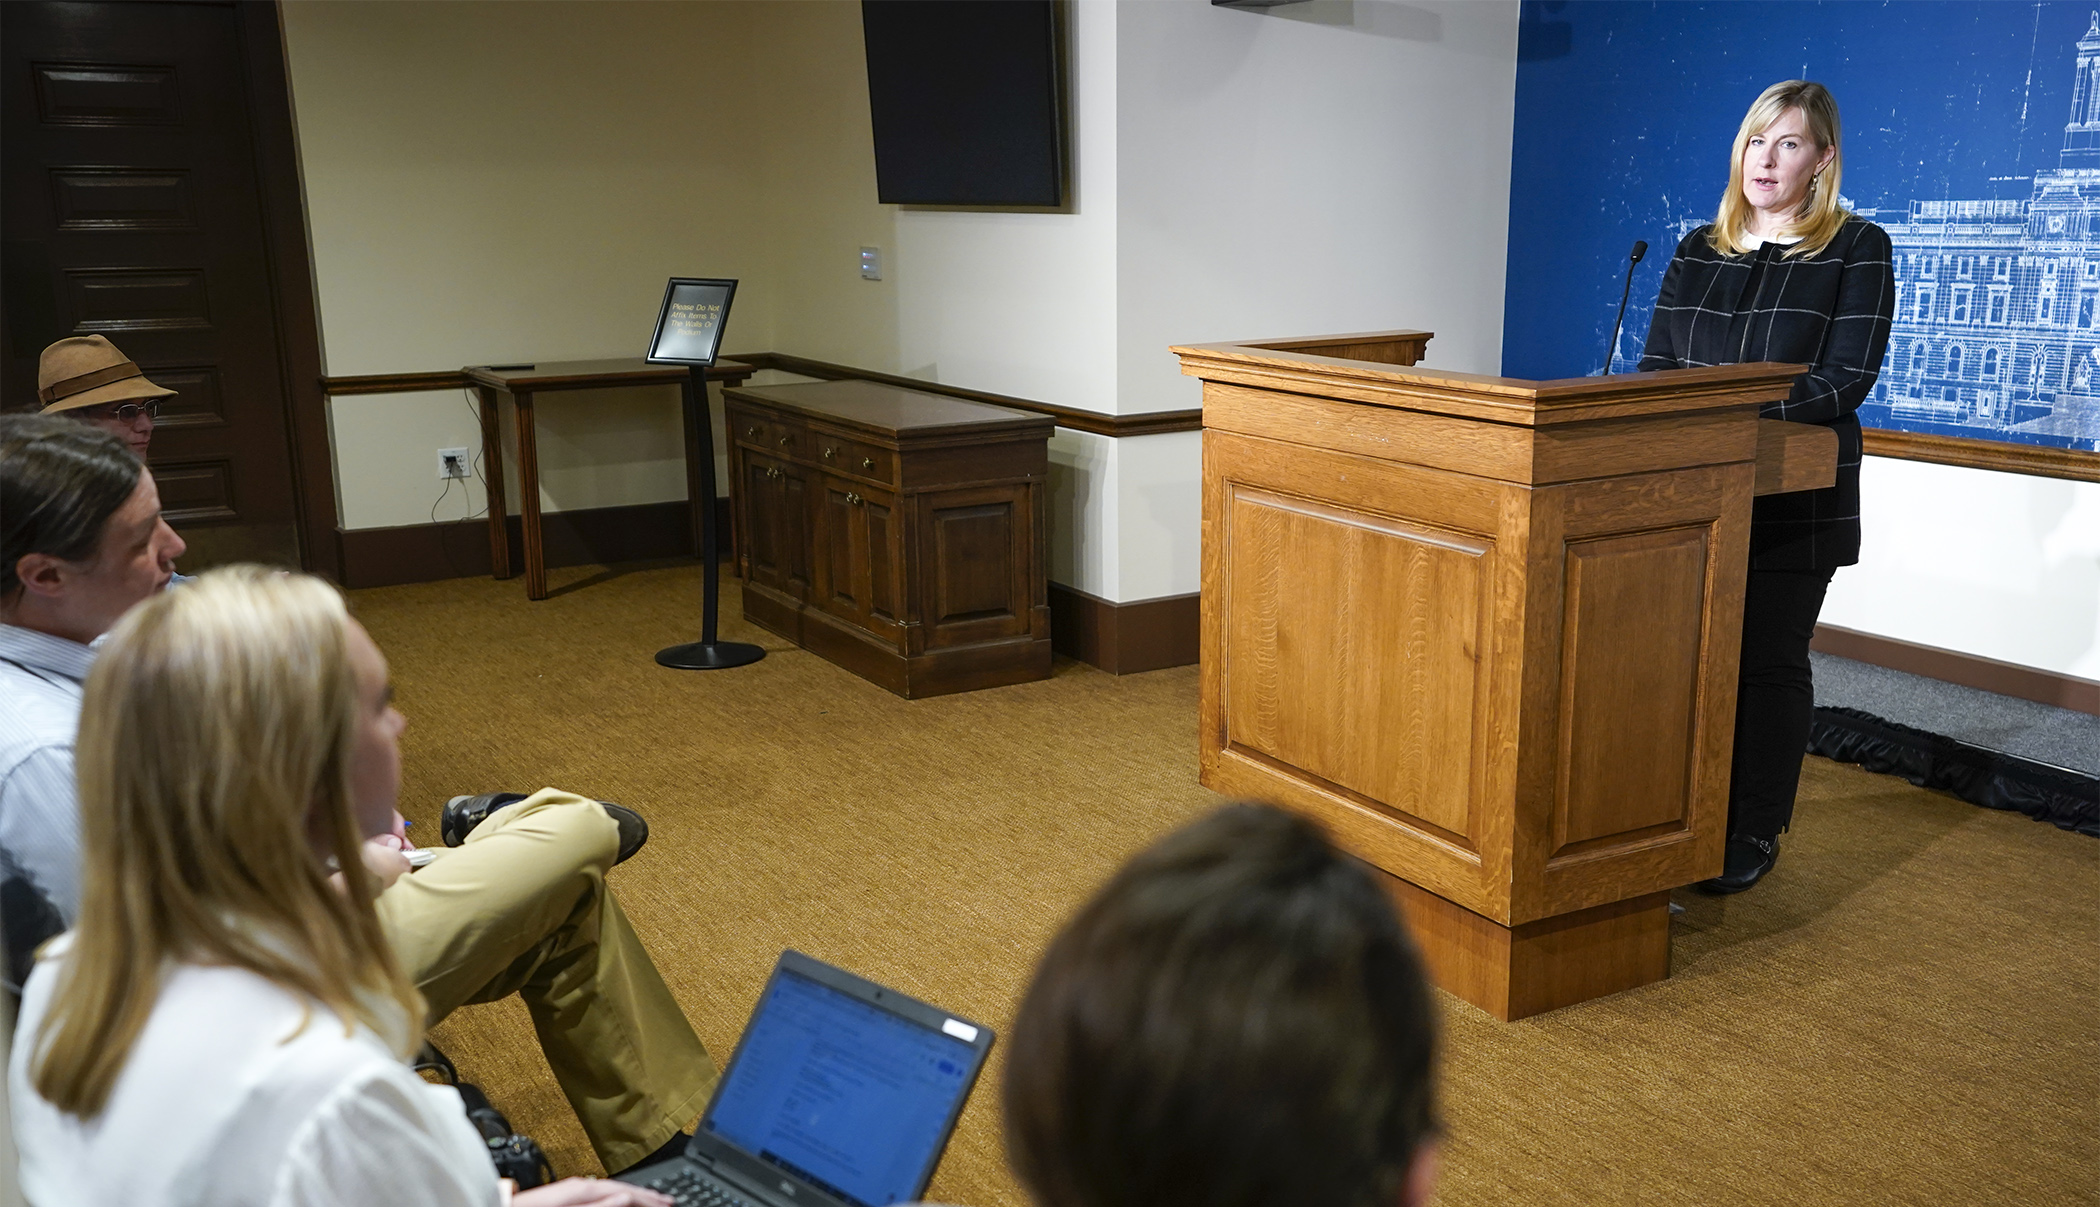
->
[463, 359, 752, 392]
[322, 354, 1206, 435]
[726, 352, 1206, 437]
[322, 370, 475, 396]
[1813, 623, 2100, 717]
[1862, 428, 2099, 483]
[243, 2, 340, 579]
[336, 498, 727, 590]
[1048, 582, 1199, 674]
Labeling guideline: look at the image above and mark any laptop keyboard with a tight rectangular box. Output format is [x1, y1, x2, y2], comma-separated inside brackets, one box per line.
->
[641, 1165, 760, 1207]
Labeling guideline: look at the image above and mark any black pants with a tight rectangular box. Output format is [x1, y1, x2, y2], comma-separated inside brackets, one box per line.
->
[1728, 568, 1836, 839]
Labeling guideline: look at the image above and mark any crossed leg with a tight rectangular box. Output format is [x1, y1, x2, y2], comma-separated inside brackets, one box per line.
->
[375, 788, 716, 1172]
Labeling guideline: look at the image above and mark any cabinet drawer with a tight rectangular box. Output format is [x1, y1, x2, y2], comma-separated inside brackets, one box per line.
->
[730, 408, 810, 459]
[810, 431, 895, 486]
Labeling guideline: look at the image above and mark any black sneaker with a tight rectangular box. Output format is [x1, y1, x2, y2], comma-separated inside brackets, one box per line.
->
[1694, 834, 1778, 895]
[441, 792, 650, 864]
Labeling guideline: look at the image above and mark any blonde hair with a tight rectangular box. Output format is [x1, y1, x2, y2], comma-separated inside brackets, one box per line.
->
[1710, 80, 1848, 259]
[30, 566, 423, 1117]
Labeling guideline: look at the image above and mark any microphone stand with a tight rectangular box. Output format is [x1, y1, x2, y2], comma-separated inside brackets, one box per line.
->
[1603, 239, 1649, 376]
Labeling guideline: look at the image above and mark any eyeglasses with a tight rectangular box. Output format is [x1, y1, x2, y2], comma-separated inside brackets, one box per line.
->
[97, 400, 162, 422]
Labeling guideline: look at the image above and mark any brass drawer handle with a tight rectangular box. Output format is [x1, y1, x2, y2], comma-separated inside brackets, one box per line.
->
[779, 435, 794, 447]
[860, 457, 875, 470]
[822, 446, 836, 460]
[745, 426, 761, 438]
[845, 491, 863, 506]
[765, 466, 781, 480]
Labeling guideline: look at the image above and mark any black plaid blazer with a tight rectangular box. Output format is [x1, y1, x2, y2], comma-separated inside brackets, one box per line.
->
[1638, 217, 1894, 571]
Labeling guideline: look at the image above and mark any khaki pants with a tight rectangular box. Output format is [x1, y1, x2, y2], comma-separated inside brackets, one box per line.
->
[376, 789, 716, 1172]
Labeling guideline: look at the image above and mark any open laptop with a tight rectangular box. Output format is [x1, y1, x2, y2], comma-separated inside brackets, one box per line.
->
[615, 950, 995, 1207]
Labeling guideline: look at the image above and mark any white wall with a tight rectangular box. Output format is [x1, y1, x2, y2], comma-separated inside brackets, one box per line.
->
[1823, 458, 2100, 680]
[1097, 0, 1520, 600]
[283, 1, 775, 530]
[285, 0, 1530, 609]
[282, 0, 2093, 679]
[746, 1, 901, 371]
[1116, 0, 1519, 403]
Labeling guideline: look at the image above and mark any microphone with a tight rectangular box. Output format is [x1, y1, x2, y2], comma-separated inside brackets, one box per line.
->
[1603, 239, 1649, 375]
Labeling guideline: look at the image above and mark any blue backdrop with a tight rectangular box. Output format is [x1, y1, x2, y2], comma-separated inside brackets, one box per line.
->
[1503, 1, 2098, 451]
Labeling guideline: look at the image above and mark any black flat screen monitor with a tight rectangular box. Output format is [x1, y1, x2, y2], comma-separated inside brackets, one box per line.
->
[861, 0, 1066, 207]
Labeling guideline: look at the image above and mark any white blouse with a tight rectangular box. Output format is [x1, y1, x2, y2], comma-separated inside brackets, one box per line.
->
[9, 937, 500, 1207]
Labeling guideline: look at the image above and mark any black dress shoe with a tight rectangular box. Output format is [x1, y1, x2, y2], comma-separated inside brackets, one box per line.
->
[441, 792, 650, 864]
[1694, 834, 1778, 895]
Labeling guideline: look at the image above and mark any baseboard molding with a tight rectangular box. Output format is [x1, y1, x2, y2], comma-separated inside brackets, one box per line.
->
[337, 499, 725, 590]
[1812, 624, 2100, 717]
[1048, 583, 1199, 675]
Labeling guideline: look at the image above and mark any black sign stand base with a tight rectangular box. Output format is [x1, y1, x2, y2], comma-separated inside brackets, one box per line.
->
[657, 365, 764, 671]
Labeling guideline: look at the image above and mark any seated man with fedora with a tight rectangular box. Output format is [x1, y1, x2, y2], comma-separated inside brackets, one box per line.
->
[34, 335, 168, 460]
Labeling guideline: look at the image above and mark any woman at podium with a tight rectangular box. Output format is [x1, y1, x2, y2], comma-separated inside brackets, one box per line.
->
[1638, 80, 1894, 894]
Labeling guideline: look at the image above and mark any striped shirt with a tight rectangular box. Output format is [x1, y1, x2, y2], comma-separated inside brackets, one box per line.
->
[0, 623, 93, 991]
[1639, 217, 1895, 571]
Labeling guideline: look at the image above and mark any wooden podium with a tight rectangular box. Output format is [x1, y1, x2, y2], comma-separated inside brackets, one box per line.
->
[1171, 331, 1837, 1020]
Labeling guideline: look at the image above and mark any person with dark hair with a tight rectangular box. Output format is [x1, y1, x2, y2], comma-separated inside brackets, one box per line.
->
[0, 416, 183, 982]
[0, 415, 720, 1176]
[11, 567, 672, 1205]
[34, 335, 171, 458]
[1003, 803, 1439, 1207]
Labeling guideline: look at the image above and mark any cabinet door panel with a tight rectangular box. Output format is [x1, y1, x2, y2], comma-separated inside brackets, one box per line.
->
[915, 483, 1036, 649]
[742, 453, 784, 591]
[866, 495, 898, 624]
[814, 475, 900, 632]
[743, 453, 810, 600]
[780, 467, 812, 595]
[817, 478, 863, 621]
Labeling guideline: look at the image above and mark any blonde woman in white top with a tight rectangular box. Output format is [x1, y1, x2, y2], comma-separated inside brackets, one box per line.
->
[8, 566, 669, 1207]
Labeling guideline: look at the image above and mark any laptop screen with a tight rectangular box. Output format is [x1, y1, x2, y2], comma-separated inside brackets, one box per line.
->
[703, 966, 979, 1207]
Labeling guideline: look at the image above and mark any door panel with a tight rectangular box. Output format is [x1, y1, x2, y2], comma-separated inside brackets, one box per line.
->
[814, 475, 899, 633]
[818, 479, 862, 620]
[3, 1, 302, 568]
[742, 453, 799, 597]
[914, 483, 1034, 649]
[866, 494, 897, 624]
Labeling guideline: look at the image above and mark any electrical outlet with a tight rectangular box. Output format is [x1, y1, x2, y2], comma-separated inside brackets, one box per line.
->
[859, 246, 882, 281]
[437, 448, 470, 480]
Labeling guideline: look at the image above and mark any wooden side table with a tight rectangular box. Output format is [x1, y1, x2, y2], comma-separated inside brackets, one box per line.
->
[463, 358, 754, 600]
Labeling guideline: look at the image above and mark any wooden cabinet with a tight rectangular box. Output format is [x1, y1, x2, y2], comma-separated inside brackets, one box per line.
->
[725, 380, 1054, 698]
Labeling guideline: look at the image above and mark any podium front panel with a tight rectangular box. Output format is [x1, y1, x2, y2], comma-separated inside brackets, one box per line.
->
[1202, 427, 1517, 916]
[1514, 462, 1752, 920]
[1200, 419, 1752, 926]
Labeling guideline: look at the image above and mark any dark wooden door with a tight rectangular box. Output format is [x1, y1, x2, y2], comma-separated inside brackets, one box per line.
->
[3, 1, 303, 568]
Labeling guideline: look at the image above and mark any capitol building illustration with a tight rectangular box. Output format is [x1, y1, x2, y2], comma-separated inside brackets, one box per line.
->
[1614, 14, 2100, 452]
[1863, 12, 2100, 451]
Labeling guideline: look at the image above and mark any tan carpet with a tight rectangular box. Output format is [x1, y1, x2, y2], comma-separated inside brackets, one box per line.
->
[348, 561, 2099, 1207]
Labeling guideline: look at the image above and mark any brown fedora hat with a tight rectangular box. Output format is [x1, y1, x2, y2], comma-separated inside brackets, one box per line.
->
[37, 335, 176, 414]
